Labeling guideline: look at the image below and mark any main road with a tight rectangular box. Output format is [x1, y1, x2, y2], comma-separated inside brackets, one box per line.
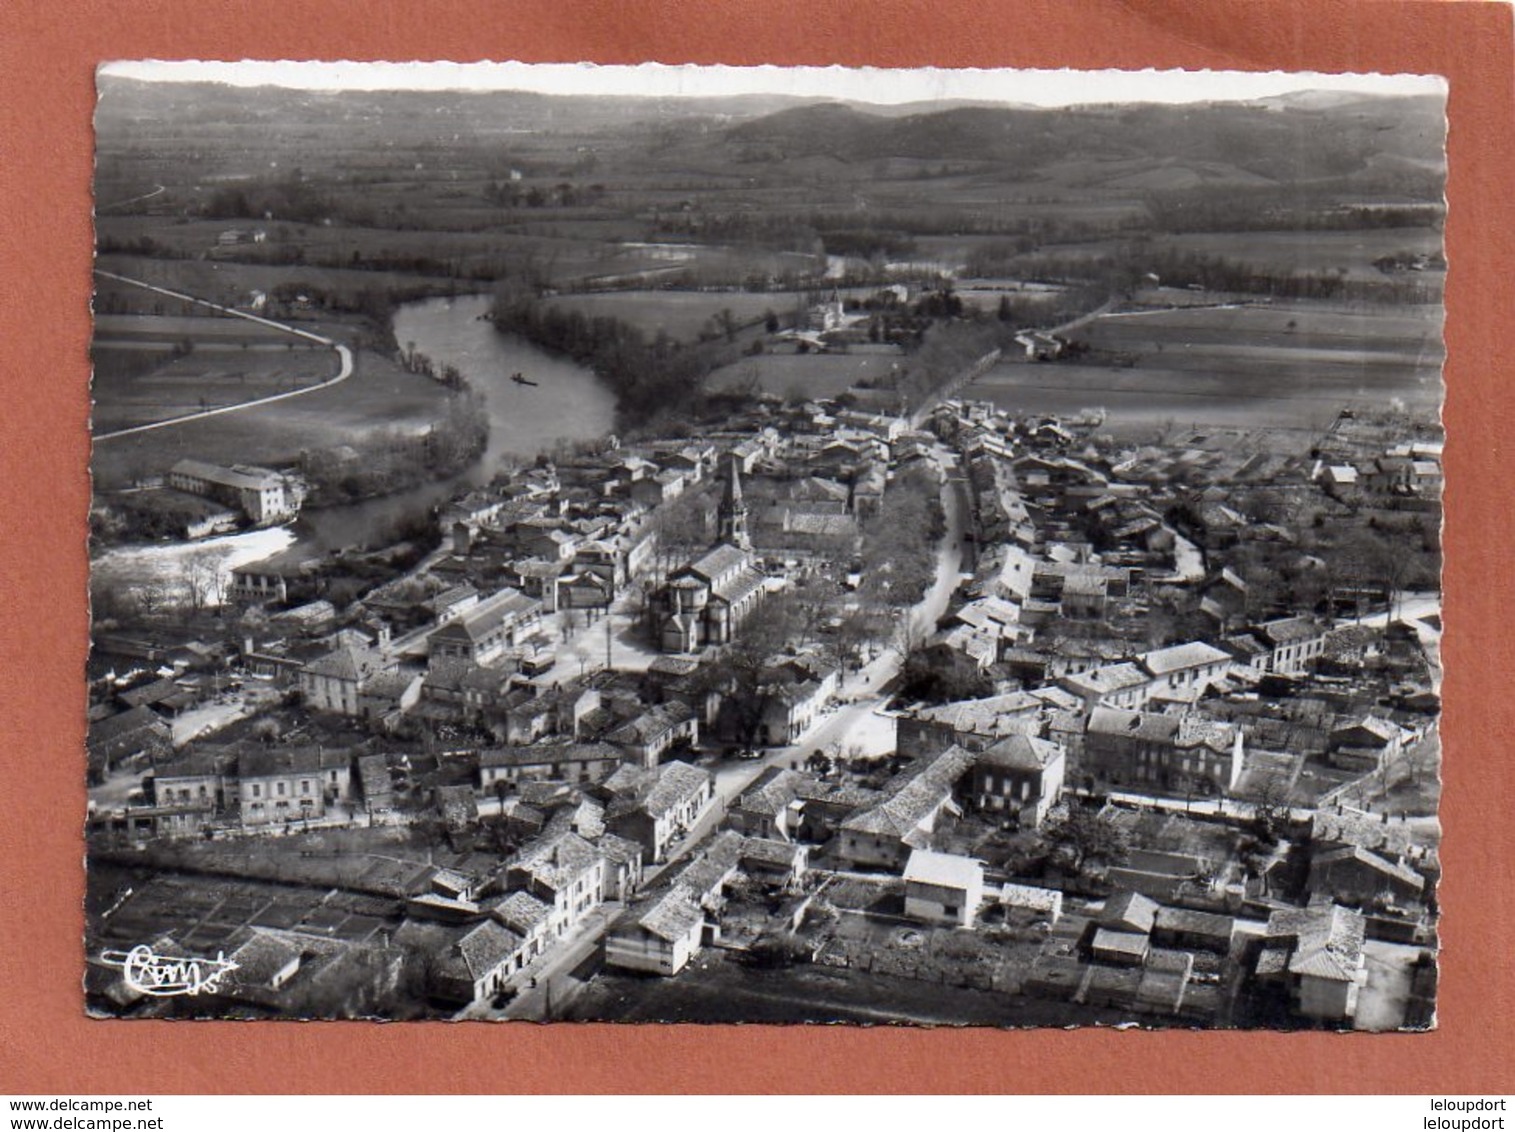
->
[456, 443, 972, 1021]
[707, 442, 970, 807]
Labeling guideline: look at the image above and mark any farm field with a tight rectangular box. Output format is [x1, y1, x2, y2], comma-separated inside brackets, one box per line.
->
[1084, 301, 1444, 354]
[92, 347, 456, 488]
[91, 308, 338, 433]
[1165, 227, 1444, 282]
[708, 348, 905, 400]
[98, 216, 668, 288]
[91, 347, 336, 433]
[94, 254, 463, 315]
[972, 300, 1443, 436]
[541, 289, 782, 342]
[95, 312, 298, 343]
[563, 950, 1132, 1027]
[992, 225, 1443, 284]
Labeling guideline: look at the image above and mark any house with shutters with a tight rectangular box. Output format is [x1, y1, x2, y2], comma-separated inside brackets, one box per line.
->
[1254, 616, 1326, 676]
[236, 746, 348, 828]
[837, 746, 975, 870]
[603, 761, 716, 862]
[427, 587, 543, 667]
[298, 643, 397, 717]
[1083, 706, 1246, 797]
[504, 830, 607, 940]
[1139, 642, 1232, 699]
[965, 733, 1066, 830]
[1254, 904, 1368, 1022]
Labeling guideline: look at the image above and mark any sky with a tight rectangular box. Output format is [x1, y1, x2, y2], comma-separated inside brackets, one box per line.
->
[98, 61, 1444, 107]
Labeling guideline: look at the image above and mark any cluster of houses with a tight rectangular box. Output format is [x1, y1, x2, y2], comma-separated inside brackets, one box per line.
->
[88, 387, 1438, 1027]
[94, 458, 301, 542]
[914, 399, 1438, 804]
[1317, 439, 1443, 504]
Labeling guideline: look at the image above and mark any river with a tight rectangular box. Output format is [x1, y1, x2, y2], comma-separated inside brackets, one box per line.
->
[93, 294, 616, 603]
[300, 294, 616, 551]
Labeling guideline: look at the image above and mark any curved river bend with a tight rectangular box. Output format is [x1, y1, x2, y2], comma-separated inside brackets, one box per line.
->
[94, 294, 615, 600]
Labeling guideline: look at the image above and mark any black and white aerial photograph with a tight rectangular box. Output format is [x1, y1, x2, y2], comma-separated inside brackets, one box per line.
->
[86, 61, 1445, 1029]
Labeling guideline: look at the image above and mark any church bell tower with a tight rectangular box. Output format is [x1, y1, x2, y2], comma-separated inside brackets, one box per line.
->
[717, 453, 751, 551]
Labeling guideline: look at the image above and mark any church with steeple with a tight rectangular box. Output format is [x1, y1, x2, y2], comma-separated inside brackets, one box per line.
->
[716, 451, 751, 550]
[647, 454, 768, 653]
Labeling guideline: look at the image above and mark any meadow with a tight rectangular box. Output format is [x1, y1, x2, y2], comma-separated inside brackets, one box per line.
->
[707, 348, 906, 400]
[972, 300, 1443, 435]
[92, 348, 457, 488]
[541, 289, 781, 342]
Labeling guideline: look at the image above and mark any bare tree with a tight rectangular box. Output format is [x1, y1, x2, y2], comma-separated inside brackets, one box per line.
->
[182, 549, 224, 613]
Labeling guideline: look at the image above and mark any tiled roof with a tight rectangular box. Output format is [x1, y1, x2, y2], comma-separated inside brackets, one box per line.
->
[710, 567, 767, 606]
[735, 767, 808, 817]
[1092, 927, 1150, 958]
[634, 890, 705, 943]
[671, 831, 744, 900]
[1101, 891, 1160, 933]
[1258, 616, 1322, 645]
[226, 930, 303, 988]
[492, 890, 552, 935]
[430, 588, 541, 644]
[1087, 706, 1180, 743]
[1141, 642, 1231, 676]
[1331, 717, 1401, 745]
[841, 746, 973, 839]
[169, 458, 281, 492]
[456, 919, 524, 981]
[910, 692, 1041, 736]
[689, 544, 750, 582]
[151, 747, 231, 782]
[738, 836, 802, 870]
[596, 832, 644, 868]
[88, 704, 168, 749]
[1266, 905, 1366, 983]
[1311, 844, 1424, 890]
[304, 645, 388, 682]
[640, 761, 713, 820]
[511, 831, 602, 892]
[1154, 906, 1235, 941]
[607, 702, 696, 747]
[238, 745, 326, 779]
[903, 848, 982, 890]
[1063, 663, 1150, 698]
[479, 741, 621, 769]
[977, 733, 1062, 772]
[601, 763, 653, 797]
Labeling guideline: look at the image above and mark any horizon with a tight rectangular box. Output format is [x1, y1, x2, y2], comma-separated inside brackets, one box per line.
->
[97, 61, 1444, 109]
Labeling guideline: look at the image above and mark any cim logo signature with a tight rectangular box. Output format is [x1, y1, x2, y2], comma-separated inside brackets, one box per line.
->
[101, 944, 240, 997]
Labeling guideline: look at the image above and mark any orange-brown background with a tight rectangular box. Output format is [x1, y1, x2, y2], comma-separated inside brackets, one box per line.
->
[2, 0, 1511, 1095]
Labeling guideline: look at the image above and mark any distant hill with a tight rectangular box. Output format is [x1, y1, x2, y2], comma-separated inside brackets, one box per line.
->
[94, 76, 819, 140]
[94, 76, 1444, 200]
[717, 95, 1445, 183]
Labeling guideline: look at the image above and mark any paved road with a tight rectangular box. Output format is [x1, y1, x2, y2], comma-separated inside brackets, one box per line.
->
[465, 902, 621, 1021]
[93, 268, 354, 440]
[704, 444, 969, 808]
[1337, 591, 1440, 637]
[529, 595, 664, 687]
[97, 183, 166, 212]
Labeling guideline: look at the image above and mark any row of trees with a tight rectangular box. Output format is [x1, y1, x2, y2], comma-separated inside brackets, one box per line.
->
[1143, 187, 1443, 235]
[299, 391, 489, 506]
[489, 288, 748, 427]
[858, 466, 946, 610]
